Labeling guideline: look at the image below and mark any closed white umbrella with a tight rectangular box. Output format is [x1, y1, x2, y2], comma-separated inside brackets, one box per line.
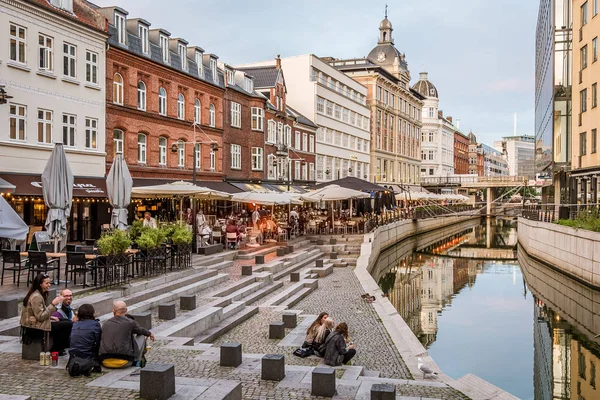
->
[42, 143, 74, 252]
[0, 194, 28, 241]
[106, 153, 133, 230]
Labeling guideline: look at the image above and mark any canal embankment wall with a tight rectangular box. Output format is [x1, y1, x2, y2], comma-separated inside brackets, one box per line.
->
[353, 214, 518, 399]
[518, 217, 600, 289]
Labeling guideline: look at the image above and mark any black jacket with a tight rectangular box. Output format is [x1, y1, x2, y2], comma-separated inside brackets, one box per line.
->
[99, 316, 150, 361]
[323, 331, 348, 366]
[69, 319, 101, 360]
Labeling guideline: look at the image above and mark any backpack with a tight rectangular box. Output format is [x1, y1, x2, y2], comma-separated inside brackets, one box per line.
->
[67, 355, 99, 377]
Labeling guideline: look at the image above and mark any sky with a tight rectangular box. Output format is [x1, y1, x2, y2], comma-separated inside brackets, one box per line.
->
[92, 0, 538, 147]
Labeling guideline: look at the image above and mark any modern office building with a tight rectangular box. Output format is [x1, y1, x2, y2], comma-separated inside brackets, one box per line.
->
[494, 135, 536, 179]
[535, 0, 573, 211]
[481, 144, 509, 177]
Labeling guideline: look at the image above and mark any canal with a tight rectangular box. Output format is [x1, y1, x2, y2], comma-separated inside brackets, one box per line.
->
[371, 218, 600, 400]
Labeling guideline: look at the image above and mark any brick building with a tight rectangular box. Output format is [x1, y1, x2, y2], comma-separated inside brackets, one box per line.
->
[96, 6, 226, 184]
[454, 130, 470, 175]
[237, 58, 317, 190]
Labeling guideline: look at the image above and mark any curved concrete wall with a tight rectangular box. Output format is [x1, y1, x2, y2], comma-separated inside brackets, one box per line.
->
[517, 218, 600, 289]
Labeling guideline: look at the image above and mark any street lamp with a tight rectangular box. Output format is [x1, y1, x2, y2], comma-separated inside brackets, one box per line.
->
[0, 85, 13, 105]
[171, 123, 219, 184]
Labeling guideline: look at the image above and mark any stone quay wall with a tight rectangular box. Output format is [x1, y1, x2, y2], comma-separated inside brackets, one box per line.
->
[518, 217, 600, 289]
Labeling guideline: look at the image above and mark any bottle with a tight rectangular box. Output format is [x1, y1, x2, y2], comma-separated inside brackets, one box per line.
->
[39, 352, 45, 366]
[44, 352, 51, 366]
[51, 352, 59, 367]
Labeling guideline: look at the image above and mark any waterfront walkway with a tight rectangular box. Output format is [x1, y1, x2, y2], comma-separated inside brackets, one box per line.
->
[0, 227, 516, 399]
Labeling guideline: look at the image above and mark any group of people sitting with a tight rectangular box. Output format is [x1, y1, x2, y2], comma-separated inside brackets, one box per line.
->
[20, 273, 154, 371]
[302, 312, 356, 366]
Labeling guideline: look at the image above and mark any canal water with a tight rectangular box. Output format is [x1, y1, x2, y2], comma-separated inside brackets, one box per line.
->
[371, 218, 600, 400]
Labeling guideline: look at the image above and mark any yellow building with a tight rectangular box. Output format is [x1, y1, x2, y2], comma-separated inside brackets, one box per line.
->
[570, 338, 599, 399]
[572, 0, 600, 205]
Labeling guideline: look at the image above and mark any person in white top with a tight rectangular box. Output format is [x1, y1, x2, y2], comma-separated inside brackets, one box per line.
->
[196, 209, 206, 230]
[252, 207, 261, 231]
[142, 212, 157, 228]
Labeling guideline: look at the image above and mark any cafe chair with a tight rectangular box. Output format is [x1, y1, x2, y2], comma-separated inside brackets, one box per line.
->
[84, 239, 96, 247]
[65, 252, 95, 288]
[75, 245, 95, 255]
[28, 251, 59, 284]
[212, 229, 223, 246]
[1, 250, 28, 287]
[226, 233, 238, 249]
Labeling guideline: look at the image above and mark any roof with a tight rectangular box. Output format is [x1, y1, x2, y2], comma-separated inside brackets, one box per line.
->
[412, 72, 438, 98]
[314, 177, 389, 192]
[27, 0, 107, 33]
[379, 17, 392, 30]
[286, 105, 318, 129]
[237, 66, 279, 89]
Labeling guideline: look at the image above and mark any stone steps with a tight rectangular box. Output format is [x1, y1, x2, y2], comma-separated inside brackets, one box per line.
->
[240, 281, 284, 305]
[451, 373, 520, 400]
[271, 250, 323, 281]
[278, 286, 313, 308]
[261, 279, 318, 307]
[194, 306, 259, 343]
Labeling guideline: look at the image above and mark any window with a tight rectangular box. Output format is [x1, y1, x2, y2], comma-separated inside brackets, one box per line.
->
[62, 114, 76, 146]
[160, 35, 169, 63]
[251, 107, 264, 131]
[194, 99, 201, 124]
[113, 73, 123, 104]
[267, 154, 276, 179]
[84, 117, 97, 149]
[194, 144, 201, 168]
[139, 24, 149, 54]
[115, 13, 126, 44]
[376, 86, 382, 101]
[251, 147, 263, 170]
[582, 2, 589, 26]
[63, 43, 76, 78]
[267, 120, 276, 143]
[178, 140, 185, 167]
[334, 105, 341, 119]
[137, 81, 146, 111]
[231, 144, 241, 169]
[593, 129, 597, 153]
[317, 97, 325, 113]
[581, 132, 588, 156]
[594, 37, 598, 62]
[429, 132, 434, 142]
[342, 108, 349, 122]
[178, 43, 187, 70]
[159, 137, 167, 165]
[581, 88, 588, 113]
[429, 107, 435, 118]
[230, 102, 241, 127]
[309, 163, 315, 180]
[591, 360, 597, 388]
[159, 87, 167, 116]
[244, 77, 253, 92]
[195, 51, 204, 77]
[210, 58, 217, 82]
[325, 101, 333, 116]
[295, 131, 301, 150]
[295, 161, 301, 180]
[85, 51, 98, 84]
[135, 134, 146, 163]
[390, 94, 395, 108]
[226, 69, 234, 85]
[428, 151, 434, 160]
[37, 109, 52, 143]
[303, 133, 308, 151]
[113, 129, 123, 156]
[309, 135, 315, 153]
[9, 24, 26, 64]
[582, 45, 588, 70]
[593, 83, 598, 108]
[285, 125, 292, 146]
[276, 122, 283, 144]
[38, 34, 53, 71]
[177, 93, 185, 120]
[209, 148, 216, 170]
[209, 104, 215, 127]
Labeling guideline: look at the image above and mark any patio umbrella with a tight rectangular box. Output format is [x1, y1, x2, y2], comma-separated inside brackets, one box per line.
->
[106, 153, 133, 230]
[42, 143, 73, 252]
[301, 185, 369, 232]
[131, 180, 231, 200]
[0, 194, 28, 241]
[231, 191, 303, 206]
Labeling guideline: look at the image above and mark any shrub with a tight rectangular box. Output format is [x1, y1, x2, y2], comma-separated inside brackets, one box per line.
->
[129, 220, 148, 241]
[557, 207, 600, 232]
[97, 229, 132, 255]
[171, 224, 192, 245]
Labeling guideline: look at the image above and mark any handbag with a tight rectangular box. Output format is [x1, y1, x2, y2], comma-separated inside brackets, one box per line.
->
[67, 355, 99, 377]
[293, 347, 313, 358]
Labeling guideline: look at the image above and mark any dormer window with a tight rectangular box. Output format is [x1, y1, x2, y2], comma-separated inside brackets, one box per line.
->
[226, 69, 235, 85]
[210, 58, 217, 82]
[178, 43, 187, 70]
[195, 51, 204, 77]
[115, 13, 126, 45]
[244, 77, 253, 93]
[160, 34, 169, 63]
[138, 24, 149, 54]
[50, 0, 73, 13]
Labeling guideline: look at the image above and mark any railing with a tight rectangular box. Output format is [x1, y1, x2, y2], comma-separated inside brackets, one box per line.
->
[360, 204, 477, 232]
[521, 204, 557, 223]
[421, 175, 527, 186]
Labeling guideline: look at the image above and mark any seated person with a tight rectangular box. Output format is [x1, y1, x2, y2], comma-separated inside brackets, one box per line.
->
[323, 322, 356, 366]
[69, 304, 101, 362]
[99, 301, 154, 368]
[50, 288, 74, 356]
[312, 318, 334, 357]
[198, 223, 212, 247]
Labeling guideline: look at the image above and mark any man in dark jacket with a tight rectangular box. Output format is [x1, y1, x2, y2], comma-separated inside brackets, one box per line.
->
[99, 301, 154, 368]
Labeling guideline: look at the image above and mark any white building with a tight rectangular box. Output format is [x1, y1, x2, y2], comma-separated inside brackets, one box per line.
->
[237, 54, 371, 182]
[412, 72, 455, 177]
[493, 135, 535, 179]
[0, 0, 107, 179]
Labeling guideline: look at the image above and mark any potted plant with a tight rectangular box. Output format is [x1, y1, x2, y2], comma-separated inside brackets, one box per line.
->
[168, 223, 193, 269]
[96, 229, 132, 286]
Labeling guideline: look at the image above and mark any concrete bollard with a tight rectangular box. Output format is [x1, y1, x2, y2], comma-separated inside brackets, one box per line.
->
[330, 252, 338, 259]
[261, 354, 285, 381]
[131, 312, 152, 330]
[312, 367, 336, 397]
[180, 295, 196, 311]
[220, 342, 242, 367]
[158, 304, 176, 320]
[290, 272, 300, 282]
[282, 312, 297, 328]
[269, 322, 285, 339]
[316, 259, 324, 268]
[140, 363, 176, 400]
[330, 238, 337, 245]
[0, 298, 19, 319]
[276, 248, 286, 257]
[371, 383, 396, 400]
[255, 255, 265, 264]
[287, 245, 294, 253]
[242, 265, 253, 276]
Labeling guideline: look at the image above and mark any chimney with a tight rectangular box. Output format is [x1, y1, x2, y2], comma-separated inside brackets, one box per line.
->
[438, 110, 443, 118]
[447, 116, 453, 123]
[457, 119, 461, 129]
[275, 54, 281, 70]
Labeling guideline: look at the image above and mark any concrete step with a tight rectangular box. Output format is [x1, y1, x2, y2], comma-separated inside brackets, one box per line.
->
[262, 279, 318, 307]
[241, 281, 284, 305]
[205, 260, 235, 271]
[153, 305, 223, 337]
[204, 276, 259, 299]
[195, 306, 259, 343]
[451, 373, 519, 400]
[272, 250, 323, 281]
[236, 243, 280, 260]
[278, 287, 312, 308]
[361, 370, 381, 378]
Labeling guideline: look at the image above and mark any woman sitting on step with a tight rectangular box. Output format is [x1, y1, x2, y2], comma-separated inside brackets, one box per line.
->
[323, 322, 356, 366]
[302, 312, 328, 351]
[312, 318, 335, 357]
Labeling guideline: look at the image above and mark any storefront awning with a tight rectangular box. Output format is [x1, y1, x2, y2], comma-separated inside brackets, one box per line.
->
[132, 178, 242, 194]
[0, 173, 107, 198]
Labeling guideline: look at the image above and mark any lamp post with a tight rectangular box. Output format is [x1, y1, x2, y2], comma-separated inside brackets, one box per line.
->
[0, 85, 13, 105]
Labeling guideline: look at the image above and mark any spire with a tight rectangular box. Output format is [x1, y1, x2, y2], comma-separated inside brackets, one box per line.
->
[385, 4, 388, 18]
[378, 10, 393, 44]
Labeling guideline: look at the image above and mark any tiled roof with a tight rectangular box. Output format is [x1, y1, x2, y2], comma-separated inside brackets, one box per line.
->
[286, 105, 318, 129]
[237, 66, 279, 89]
[26, 0, 107, 32]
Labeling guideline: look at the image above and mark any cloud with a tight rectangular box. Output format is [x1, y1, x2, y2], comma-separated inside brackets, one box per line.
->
[483, 78, 532, 93]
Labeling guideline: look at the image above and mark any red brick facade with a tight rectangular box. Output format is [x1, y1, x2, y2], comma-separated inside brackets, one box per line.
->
[454, 131, 469, 175]
[105, 47, 225, 180]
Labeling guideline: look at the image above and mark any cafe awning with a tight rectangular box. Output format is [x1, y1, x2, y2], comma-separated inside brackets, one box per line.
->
[0, 173, 107, 198]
